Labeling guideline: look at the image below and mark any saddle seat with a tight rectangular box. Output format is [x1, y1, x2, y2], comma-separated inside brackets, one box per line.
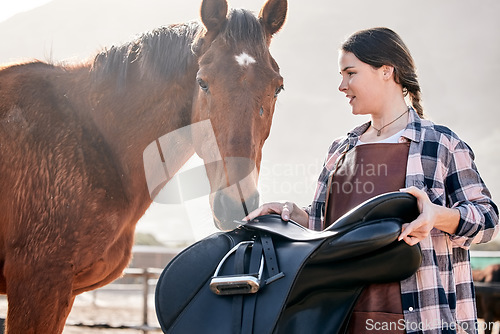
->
[155, 192, 422, 334]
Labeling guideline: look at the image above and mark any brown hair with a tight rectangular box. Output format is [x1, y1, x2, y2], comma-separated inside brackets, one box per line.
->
[341, 27, 424, 118]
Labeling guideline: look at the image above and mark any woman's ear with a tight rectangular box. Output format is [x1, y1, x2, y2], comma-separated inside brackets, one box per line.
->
[382, 65, 395, 80]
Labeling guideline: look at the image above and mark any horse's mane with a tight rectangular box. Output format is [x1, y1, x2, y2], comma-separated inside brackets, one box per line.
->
[90, 9, 267, 85]
[91, 21, 201, 84]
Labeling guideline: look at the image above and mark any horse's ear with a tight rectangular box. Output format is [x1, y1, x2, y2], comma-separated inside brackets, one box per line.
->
[200, 0, 228, 33]
[259, 0, 287, 37]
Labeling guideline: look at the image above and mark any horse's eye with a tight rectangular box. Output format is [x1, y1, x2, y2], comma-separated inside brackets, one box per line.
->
[274, 85, 284, 97]
[197, 78, 209, 93]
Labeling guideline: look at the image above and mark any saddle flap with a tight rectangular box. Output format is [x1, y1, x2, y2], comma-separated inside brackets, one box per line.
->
[155, 232, 232, 332]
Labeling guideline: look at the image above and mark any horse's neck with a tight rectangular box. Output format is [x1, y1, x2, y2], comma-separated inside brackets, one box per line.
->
[71, 68, 197, 213]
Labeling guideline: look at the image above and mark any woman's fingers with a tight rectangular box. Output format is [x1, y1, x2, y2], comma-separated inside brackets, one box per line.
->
[244, 202, 281, 221]
[399, 220, 427, 245]
[244, 202, 295, 221]
[243, 206, 264, 221]
[281, 202, 294, 221]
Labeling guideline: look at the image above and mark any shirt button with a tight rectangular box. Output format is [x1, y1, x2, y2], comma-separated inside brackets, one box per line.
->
[408, 307, 414, 312]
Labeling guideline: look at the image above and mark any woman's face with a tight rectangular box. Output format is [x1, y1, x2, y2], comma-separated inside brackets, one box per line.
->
[338, 51, 385, 116]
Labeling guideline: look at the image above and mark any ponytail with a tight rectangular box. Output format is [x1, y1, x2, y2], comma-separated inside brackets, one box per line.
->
[400, 72, 424, 118]
[408, 87, 424, 118]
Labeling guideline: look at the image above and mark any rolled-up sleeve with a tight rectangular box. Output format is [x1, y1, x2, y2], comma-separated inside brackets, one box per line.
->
[446, 140, 499, 247]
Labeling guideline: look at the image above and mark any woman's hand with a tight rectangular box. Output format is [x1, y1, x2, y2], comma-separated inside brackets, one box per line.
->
[398, 187, 460, 246]
[244, 201, 309, 227]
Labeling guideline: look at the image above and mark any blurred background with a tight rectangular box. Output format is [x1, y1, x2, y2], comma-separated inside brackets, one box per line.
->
[1, 0, 499, 245]
[1, 1, 500, 332]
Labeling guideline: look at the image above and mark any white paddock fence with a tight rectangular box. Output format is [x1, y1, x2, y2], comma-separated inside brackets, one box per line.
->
[67, 267, 164, 333]
[66, 246, 182, 333]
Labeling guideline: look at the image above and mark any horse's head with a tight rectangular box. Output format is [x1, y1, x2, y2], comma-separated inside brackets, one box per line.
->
[191, 0, 287, 229]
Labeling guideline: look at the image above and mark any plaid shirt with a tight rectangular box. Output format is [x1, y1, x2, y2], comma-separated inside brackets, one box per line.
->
[306, 108, 499, 334]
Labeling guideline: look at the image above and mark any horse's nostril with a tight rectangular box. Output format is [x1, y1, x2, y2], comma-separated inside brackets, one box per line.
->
[213, 190, 260, 230]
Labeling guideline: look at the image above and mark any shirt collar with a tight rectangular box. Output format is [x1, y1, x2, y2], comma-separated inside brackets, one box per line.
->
[346, 107, 422, 143]
[402, 107, 422, 143]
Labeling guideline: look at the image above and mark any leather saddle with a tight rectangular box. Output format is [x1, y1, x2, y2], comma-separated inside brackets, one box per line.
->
[155, 192, 422, 334]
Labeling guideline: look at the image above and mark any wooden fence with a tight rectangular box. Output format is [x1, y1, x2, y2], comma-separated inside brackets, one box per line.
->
[67, 267, 164, 333]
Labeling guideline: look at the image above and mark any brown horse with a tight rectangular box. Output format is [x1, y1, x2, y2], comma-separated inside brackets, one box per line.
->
[0, 0, 287, 332]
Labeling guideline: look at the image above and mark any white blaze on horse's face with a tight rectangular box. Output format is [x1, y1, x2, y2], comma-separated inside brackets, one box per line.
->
[235, 52, 256, 67]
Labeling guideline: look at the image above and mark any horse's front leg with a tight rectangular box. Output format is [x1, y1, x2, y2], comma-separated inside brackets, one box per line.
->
[4, 260, 75, 334]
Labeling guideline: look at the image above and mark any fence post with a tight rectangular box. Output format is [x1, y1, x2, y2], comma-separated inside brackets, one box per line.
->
[143, 268, 149, 333]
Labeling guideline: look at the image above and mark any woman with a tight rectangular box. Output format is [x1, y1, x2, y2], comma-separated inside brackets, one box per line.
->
[245, 27, 499, 333]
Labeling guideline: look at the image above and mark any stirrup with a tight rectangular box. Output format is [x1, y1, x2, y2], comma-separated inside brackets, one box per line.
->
[209, 241, 264, 295]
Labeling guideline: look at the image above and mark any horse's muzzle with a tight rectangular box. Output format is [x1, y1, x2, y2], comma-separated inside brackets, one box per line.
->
[212, 190, 260, 231]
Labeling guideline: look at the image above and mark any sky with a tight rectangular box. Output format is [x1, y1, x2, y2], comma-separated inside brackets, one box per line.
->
[0, 0, 52, 23]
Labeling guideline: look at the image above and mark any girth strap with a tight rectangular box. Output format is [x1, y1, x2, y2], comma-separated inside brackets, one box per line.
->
[261, 233, 285, 285]
[232, 242, 251, 333]
[231, 232, 284, 334]
[232, 239, 263, 334]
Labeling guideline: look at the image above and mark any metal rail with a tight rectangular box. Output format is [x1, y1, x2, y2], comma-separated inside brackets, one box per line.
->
[474, 281, 500, 296]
